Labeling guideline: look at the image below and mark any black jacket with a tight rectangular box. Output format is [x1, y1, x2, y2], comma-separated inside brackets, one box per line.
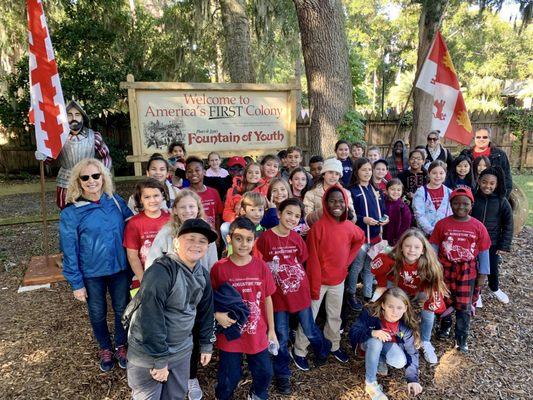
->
[460, 144, 513, 198]
[214, 283, 250, 341]
[471, 192, 513, 252]
[128, 254, 214, 369]
[425, 144, 453, 171]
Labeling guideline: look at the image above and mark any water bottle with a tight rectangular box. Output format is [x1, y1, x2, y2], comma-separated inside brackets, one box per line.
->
[268, 255, 280, 274]
[268, 340, 279, 356]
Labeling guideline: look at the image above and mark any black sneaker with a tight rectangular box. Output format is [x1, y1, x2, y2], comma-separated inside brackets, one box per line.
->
[115, 345, 128, 369]
[290, 349, 310, 371]
[275, 377, 292, 395]
[331, 348, 349, 363]
[99, 349, 115, 372]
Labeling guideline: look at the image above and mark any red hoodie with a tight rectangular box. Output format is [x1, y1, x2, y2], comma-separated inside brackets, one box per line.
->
[222, 177, 269, 222]
[306, 185, 365, 300]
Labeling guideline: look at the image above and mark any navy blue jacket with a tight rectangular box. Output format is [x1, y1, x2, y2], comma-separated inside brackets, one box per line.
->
[214, 283, 250, 341]
[349, 308, 419, 383]
[60, 193, 133, 290]
[339, 158, 353, 187]
[349, 184, 386, 242]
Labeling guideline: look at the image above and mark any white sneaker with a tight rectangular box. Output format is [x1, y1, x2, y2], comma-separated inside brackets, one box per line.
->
[188, 378, 203, 400]
[365, 381, 388, 400]
[475, 295, 483, 308]
[492, 289, 509, 304]
[421, 341, 438, 364]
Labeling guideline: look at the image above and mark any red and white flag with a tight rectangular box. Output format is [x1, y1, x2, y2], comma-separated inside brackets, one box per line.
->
[415, 31, 473, 145]
[28, 0, 69, 159]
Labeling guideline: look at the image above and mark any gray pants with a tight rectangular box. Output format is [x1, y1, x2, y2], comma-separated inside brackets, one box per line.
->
[127, 353, 191, 400]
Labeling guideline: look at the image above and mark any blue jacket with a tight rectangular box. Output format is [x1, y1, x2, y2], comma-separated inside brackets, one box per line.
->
[59, 193, 133, 290]
[349, 184, 386, 242]
[214, 283, 250, 341]
[349, 308, 419, 383]
[339, 158, 353, 187]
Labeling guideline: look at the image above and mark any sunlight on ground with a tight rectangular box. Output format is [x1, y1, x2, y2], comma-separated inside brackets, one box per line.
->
[434, 349, 472, 386]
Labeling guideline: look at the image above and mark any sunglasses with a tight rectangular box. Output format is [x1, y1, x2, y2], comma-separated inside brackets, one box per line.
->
[427, 137, 438, 142]
[475, 136, 489, 139]
[79, 173, 102, 181]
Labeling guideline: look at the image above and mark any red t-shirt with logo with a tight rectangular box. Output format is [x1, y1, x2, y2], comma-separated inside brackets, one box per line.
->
[380, 318, 400, 343]
[371, 253, 419, 296]
[197, 186, 223, 230]
[255, 229, 310, 313]
[210, 256, 277, 354]
[426, 185, 444, 210]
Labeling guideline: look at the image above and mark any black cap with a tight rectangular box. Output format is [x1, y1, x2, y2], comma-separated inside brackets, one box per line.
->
[178, 218, 218, 243]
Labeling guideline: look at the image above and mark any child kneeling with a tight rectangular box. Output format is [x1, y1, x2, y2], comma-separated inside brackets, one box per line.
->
[349, 287, 423, 400]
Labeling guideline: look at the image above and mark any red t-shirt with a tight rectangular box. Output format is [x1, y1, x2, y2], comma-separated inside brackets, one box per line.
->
[395, 159, 404, 173]
[210, 256, 277, 354]
[371, 253, 419, 296]
[430, 216, 491, 263]
[380, 318, 399, 343]
[197, 186, 223, 230]
[255, 229, 310, 313]
[473, 147, 491, 160]
[426, 185, 444, 210]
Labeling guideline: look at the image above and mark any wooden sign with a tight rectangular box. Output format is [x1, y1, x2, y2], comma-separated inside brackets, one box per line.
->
[120, 75, 299, 175]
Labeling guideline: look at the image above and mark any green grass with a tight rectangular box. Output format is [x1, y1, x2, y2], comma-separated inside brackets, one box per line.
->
[513, 173, 533, 226]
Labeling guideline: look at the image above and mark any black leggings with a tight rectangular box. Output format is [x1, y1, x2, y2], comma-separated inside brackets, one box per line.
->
[488, 247, 502, 292]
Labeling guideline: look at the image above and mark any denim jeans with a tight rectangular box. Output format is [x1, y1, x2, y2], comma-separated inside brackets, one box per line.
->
[363, 338, 407, 383]
[215, 349, 273, 400]
[83, 269, 130, 350]
[348, 243, 373, 298]
[488, 247, 502, 292]
[273, 307, 332, 378]
[420, 309, 435, 342]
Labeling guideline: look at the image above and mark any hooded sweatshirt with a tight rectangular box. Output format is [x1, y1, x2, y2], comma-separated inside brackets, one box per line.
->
[306, 186, 365, 300]
[385, 139, 409, 178]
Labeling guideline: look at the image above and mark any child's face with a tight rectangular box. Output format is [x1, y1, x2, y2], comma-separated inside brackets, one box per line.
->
[147, 160, 168, 183]
[174, 233, 208, 264]
[208, 154, 221, 169]
[262, 160, 279, 179]
[174, 196, 199, 222]
[477, 159, 488, 175]
[280, 156, 289, 168]
[368, 150, 380, 163]
[326, 190, 345, 218]
[409, 152, 424, 171]
[479, 174, 497, 196]
[387, 184, 403, 201]
[309, 161, 323, 180]
[456, 160, 470, 178]
[290, 171, 307, 192]
[270, 182, 289, 205]
[336, 143, 350, 160]
[323, 171, 341, 186]
[171, 146, 185, 158]
[382, 295, 407, 323]
[451, 196, 472, 218]
[279, 204, 302, 230]
[287, 151, 302, 169]
[141, 188, 163, 214]
[393, 142, 403, 155]
[228, 165, 244, 177]
[242, 204, 265, 225]
[352, 146, 364, 159]
[402, 236, 424, 264]
[428, 166, 446, 186]
[357, 162, 373, 183]
[373, 163, 388, 180]
[246, 165, 262, 184]
[229, 228, 255, 257]
[186, 162, 205, 184]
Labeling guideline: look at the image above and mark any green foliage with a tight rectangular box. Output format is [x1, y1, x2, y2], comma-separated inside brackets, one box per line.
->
[337, 110, 366, 143]
[499, 106, 533, 139]
[105, 136, 130, 176]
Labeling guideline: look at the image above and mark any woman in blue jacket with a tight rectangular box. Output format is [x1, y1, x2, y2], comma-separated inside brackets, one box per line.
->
[60, 158, 133, 372]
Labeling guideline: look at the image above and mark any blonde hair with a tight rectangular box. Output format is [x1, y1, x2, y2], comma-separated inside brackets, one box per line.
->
[241, 191, 267, 211]
[65, 158, 114, 204]
[368, 287, 420, 346]
[168, 189, 206, 238]
[390, 228, 449, 297]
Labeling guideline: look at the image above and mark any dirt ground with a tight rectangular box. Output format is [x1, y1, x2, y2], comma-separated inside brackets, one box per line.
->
[0, 188, 531, 399]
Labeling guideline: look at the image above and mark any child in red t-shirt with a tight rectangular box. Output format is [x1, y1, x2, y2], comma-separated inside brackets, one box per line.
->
[371, 228, 448, 365]
[430, 187, 491, 352]
[211, 217, 277, 400]
[185, 156, 223, 234]
[255, 199, 331, 395]
[123, 178, 170, 292]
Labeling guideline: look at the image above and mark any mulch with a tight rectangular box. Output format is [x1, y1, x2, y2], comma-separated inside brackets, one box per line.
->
[0, 203, 531, 399]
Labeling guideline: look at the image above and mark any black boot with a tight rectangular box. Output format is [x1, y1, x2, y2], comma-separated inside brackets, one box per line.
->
[438, 316, 452, 340]
[275, 376, 292, 395]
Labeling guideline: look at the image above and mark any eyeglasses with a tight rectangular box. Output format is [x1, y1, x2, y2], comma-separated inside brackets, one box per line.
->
[79, 173, 101, 181]
[427, 137, 438, 142]
[475, 136, 489, 139]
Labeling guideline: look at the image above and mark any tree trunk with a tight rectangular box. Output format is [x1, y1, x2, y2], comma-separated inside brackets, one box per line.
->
[219, 0, 255, 83]
[411, 0, 447, 147]
[293, 0, 353, 157]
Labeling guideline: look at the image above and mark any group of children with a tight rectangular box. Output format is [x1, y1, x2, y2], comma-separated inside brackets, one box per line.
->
[119, 138, 513, 400]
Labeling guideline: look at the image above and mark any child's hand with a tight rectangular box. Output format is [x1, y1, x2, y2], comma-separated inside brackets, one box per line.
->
[234, 201, 242, 215]
[371, 329, 391, 342]
[268, 329, 279, 348]
[476, 274, 487, 288]
[407, 382, 423, 396]
[200, 353, 212, 366]
[215, 312, 236, 329]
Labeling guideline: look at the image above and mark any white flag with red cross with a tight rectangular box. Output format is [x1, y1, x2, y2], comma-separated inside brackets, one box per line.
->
[415, 31, 473, 145]
[27, 0, 69, 159]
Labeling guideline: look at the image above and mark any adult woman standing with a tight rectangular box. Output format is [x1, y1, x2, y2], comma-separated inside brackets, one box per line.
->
[60, 158, 133, 372]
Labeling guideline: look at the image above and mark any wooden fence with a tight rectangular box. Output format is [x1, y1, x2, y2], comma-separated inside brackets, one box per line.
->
[1, 111, 532, 174]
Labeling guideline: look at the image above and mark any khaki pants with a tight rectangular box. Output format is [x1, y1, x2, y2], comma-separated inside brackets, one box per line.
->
[294, 282, 344, 356]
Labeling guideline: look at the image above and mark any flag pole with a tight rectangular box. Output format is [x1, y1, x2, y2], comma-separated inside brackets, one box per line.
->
[39, 160, 49, 263]
[384, 26, 442, 158]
